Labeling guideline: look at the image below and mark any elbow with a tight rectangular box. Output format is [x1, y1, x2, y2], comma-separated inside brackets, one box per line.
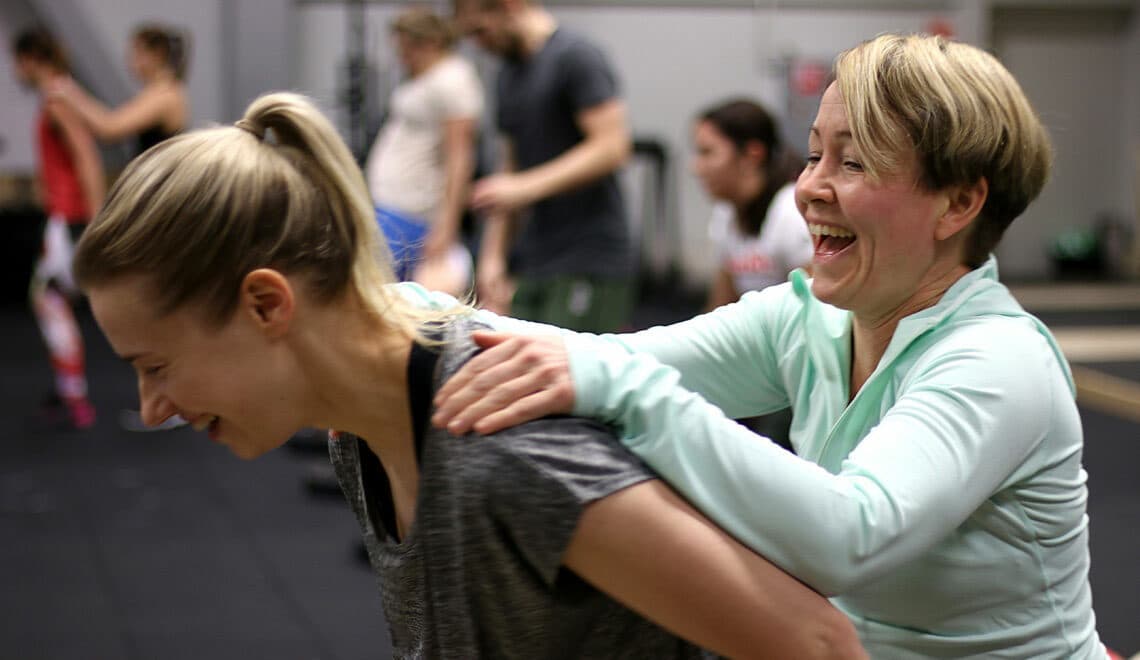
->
[91, 118, 129, 142]
[810, 571, 860, 599]
[808, 609, 867, 660]
[86, 121, 114, 141]
[593, 129, 631, 170]
[757, 609, 865, 660]
[734, 608, 867, 660]
[612, 134, 633, 168]
[792, 543, 884, 597]
[100, 128, 128, 142]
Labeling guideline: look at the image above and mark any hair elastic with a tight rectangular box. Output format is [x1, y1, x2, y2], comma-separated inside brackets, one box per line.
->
[234, 118, 263, 140]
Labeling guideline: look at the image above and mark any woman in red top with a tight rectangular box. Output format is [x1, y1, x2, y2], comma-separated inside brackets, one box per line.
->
[12, 28, 105, 429]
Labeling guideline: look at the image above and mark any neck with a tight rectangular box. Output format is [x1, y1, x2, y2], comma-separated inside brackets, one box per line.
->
[32, 68, 65, 92]
[409, 50, 447, 77]
[144, 68, 176, 86]
[299, 295, 424, 539]
[297, 298, 416, 465]
[732, 169, 768, 221]
[518, 7, 557, 57]
[848, 261, 970, 396]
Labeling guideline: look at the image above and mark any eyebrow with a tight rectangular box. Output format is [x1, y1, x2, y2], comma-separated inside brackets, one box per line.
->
[809, 127, 854, 140]
[118, 353, 145, 364]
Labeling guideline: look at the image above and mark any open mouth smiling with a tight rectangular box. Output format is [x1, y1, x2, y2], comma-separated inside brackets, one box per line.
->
[808, 223, 856, 257]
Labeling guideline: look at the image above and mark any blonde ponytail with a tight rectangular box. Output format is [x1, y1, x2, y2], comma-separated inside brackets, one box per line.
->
[75, 92, 466, 337]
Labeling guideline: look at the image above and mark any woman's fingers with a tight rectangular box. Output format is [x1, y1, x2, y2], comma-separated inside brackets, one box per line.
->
[433, 332, 574, 434]
[472, 385, 575, 435]
[434, 332, 520, 407]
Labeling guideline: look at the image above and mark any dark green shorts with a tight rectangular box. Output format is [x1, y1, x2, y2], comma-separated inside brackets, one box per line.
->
[511, 275, 633, 333]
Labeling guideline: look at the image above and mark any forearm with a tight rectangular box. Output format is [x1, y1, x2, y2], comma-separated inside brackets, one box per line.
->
[516, 132, 630, 204]
[69, 90, 120, 141]
[572, 354, 909, 595]
[74, 87, 169, 142]
[76, 154, 106, 217]
[565, 290, 792, 419]
[567, 331, 1053, 595]
[704, 269, 738, 312]
[437, 146, 474, 236]
[478, 212, 513, 267]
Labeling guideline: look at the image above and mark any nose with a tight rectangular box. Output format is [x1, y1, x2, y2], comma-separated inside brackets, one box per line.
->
[138, 378, 177, 428]
[795, 159, 835, 207]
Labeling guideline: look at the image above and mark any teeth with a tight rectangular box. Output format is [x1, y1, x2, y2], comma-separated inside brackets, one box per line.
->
[191, 416, 217, 432]
[808, 223, 855, 238]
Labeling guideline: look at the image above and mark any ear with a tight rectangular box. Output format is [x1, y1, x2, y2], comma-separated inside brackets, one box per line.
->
[239, 269, 295, 339]
[934, 177, 988, 242]
[742, 140, 768, 168]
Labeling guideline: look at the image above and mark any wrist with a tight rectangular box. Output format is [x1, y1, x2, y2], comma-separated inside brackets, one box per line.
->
[478, 258, 505, 276]
[514, 170, 544, 207]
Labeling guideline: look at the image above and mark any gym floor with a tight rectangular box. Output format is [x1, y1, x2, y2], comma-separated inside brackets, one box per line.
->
[1, 281, 1137, 659]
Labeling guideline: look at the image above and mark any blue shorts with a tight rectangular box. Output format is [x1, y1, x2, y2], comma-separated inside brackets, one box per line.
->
[375, 206, 428, 281]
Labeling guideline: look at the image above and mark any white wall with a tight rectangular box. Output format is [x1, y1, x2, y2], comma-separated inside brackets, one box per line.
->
[993, 6, 1135, 278]
[225, 0, 292, 120]
[0, 1, 41, 173]
[1127, 6, 1140, 276]
[292, 4, 424, 138]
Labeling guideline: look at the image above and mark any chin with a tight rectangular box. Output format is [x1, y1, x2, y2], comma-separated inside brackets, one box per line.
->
[810, 276, 852, 310]
[228, 444, 265, 461]
[226, 436, 279, 461]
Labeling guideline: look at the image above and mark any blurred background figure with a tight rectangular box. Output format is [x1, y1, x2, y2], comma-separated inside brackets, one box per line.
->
[50, 23, 188, 157]
[301, 5, 483, 498]
[10, 27, 104, 430]
[693, 98, 812, 312]
[690, 98, 812, 449]
[48, 23, 189, 431]
[365, 7, 482, 298]
[456, 0, 634, 332]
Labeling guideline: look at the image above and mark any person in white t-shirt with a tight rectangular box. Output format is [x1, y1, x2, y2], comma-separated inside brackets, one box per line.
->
[693, 99, 812, 312]
[691, 98, 812, 448]
[365, 8, 484, 296]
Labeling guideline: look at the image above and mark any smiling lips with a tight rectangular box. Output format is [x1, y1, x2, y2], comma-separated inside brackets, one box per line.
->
[189, 414, 221, 441]
[808, 222, 857, 257]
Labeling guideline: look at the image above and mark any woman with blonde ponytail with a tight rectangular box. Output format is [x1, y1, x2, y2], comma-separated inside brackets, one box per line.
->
[73, 92, 864, 660]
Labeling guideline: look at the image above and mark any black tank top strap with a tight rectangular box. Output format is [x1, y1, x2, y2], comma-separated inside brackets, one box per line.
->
[135, 124, 178, 157]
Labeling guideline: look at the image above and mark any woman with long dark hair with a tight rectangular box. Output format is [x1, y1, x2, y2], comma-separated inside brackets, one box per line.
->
[692, 99, 812, 311]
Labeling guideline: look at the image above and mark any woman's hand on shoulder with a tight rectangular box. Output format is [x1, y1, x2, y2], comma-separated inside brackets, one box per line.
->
[44, 77, 80, 105]
[432, 331, 575, 435]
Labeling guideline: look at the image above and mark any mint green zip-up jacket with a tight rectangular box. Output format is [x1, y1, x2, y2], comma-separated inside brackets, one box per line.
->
[563, 259, 1105, 659]
[396, 259, 1106, 658]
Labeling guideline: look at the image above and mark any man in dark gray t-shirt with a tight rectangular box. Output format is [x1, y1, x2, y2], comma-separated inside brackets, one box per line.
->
[457, 0, 634, 333]
[329, 321, 713, 658]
